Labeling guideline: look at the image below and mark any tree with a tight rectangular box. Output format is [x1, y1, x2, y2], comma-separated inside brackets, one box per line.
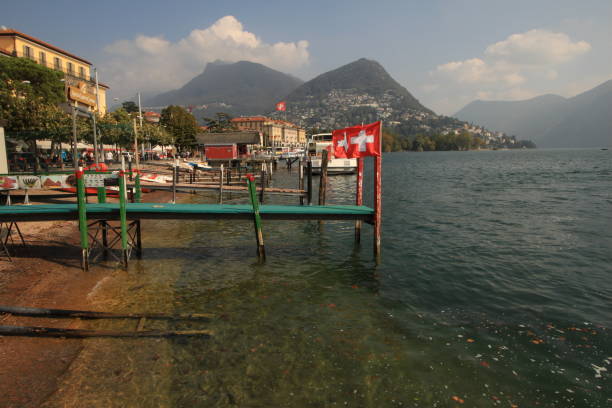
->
[0, 57, 67, 134]
[98, 108, 134, 148]
[455, 131, 472, 151]
[121, 101, 139, 113]
[0, 57, 65, 105]
[160, 105, 197, 150]
[203, 112, 237, 132]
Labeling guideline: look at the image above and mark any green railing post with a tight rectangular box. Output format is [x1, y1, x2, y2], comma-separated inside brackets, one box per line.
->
[246, 174, 265, 260]
[97, 187, 106, 203]
[76, 168, 89, 271]
[134, 171, 142, 203]
[118, 170, 129, 267]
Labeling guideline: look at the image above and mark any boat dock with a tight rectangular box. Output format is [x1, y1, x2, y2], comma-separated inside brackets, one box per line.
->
[0, 150, 381, 270]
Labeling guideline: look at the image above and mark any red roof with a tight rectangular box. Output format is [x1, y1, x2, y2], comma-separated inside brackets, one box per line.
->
[0, 28, 92, 65]
[144, 111, 161, 117]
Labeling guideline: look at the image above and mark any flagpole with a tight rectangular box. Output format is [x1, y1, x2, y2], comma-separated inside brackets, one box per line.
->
[373, 121, 382, 260]
[355, 157, 363, 242]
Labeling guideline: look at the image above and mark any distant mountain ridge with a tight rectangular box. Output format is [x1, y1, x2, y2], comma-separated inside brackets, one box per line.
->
[281, 58, 435, 129]
[146, 57, 499, 142]
[454, 80, 612, 148]
[145, 61, 303, 117]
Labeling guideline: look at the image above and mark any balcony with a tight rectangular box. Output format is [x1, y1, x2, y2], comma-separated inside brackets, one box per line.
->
[5, 50, 94, 85]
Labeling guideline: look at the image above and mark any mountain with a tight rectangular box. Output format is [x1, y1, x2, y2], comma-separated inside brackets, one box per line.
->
[454, 80, 612, 148]
[145, 61, 303, 117]
[279, 58, 437, 129]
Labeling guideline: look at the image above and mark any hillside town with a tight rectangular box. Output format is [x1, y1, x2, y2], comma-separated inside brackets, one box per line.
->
[0, 25, 532, 175]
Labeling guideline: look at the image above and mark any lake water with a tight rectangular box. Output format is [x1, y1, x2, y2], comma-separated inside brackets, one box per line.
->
[44, 149, 612, 407]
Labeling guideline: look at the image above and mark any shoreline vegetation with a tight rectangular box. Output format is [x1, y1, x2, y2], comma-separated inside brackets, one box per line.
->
[381, 128, 536, 152]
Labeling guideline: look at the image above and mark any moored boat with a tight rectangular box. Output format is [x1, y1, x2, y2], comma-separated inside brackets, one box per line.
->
[307, 133, 357, 174]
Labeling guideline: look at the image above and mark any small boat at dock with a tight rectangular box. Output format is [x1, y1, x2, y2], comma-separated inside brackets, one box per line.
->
[308, 133, 357, 175]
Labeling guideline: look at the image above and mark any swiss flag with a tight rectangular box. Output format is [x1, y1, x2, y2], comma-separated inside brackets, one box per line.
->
[332, 121, 381, 158]
[275, 101, 286, 111]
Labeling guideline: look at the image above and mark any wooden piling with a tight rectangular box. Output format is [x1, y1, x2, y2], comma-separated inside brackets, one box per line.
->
[355, 158, 363, 243]
[318, 149, 329, 206]
[172, 161, 177, 204]
[76, 168, 89, 271]
[259, 168, 266, 204]
[298, 159, 304, 205]
[135, 220, 142, 258]
[307, 160, 313, 205]
[218, 164, 224, 204]
[374, 127, 383, 260]
[247, 174, 265, 260]
[134, 171, 142, 203]
[118, 170, 129, 267]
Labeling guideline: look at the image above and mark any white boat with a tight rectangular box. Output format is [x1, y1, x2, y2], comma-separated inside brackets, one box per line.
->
[308, 133, 357, 174]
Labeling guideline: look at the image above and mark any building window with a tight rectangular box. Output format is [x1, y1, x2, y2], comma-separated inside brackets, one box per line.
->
[54, 57, 62, 71]
[67, 62, 74, 75]
[23, 45, 33, 59]
[79, 66, 86, 79]
[39, 51, 46, 66]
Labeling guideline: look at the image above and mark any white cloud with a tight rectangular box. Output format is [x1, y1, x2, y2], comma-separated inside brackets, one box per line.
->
[425, 29, 591, 114]
[100, 16, 310, 102]
[484, 29, 591, 65]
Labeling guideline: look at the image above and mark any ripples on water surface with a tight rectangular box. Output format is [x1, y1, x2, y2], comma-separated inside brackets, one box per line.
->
[45, 149, 611, 407]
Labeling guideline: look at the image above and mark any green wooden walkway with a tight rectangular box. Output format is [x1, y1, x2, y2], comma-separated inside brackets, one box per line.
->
[0, 203, 374, 223]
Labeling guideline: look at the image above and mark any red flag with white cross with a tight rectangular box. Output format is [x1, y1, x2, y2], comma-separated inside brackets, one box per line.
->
[332, 121, 381, 158]
[275, 101, 286, 111]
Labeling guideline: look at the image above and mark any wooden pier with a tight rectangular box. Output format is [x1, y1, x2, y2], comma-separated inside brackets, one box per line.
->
[0, 123, 383, 270]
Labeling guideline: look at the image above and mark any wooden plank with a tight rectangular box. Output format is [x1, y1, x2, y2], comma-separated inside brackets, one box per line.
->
[0, 325, 212, 338]
[0, 305, 213, 320]
[136, 317, 146, 331]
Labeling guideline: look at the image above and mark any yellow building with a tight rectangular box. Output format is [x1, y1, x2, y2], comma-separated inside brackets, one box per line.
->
[0, 28, 109, 114]
[231, 116, 306, 148]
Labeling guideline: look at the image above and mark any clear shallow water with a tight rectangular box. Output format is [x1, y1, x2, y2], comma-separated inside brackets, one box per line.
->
[45, 149, 612, 407]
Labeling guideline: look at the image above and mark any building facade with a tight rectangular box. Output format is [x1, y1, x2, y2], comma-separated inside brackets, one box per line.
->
[0, 28, 109, 114]
[231, 116, 306, 148]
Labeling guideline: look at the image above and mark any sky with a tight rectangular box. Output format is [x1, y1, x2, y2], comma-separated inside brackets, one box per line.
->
[2, 0, 611, 115]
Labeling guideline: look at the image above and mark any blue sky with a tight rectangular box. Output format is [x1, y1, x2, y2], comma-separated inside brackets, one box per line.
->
[3, 0, 611, 114]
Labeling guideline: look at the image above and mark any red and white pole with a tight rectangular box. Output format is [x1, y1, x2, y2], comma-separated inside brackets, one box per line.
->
[373, 122, 382, 259]
[355, 157, 364, 242]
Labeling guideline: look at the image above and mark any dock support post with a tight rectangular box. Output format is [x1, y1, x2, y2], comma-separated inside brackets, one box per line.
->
[307, 160, 313, 205]
[318, 149, 329, 206]
[172, 160, 177, 204]
[97, 187, 106, 203]
[101, 220, 108, 255]
[76, 168, 89, 271]
[298, 159, 304, 205]
[246, 175, 265, 260]
[218, 164, 224, 204]
[259, 166, 266, 204]
[135, 220, 142, 258]
[355, 158, 363, 243]
[373, 129, 382, 260]
[134, 171, 142, 203]
[119, 170, 129, 268]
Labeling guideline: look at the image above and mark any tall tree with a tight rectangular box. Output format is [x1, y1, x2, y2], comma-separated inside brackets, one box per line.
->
[160, 105, 197, 150]
[121, 101, 139, 113]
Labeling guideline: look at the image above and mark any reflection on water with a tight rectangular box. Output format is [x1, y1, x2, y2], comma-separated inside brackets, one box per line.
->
[45, 150, 612, 407]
